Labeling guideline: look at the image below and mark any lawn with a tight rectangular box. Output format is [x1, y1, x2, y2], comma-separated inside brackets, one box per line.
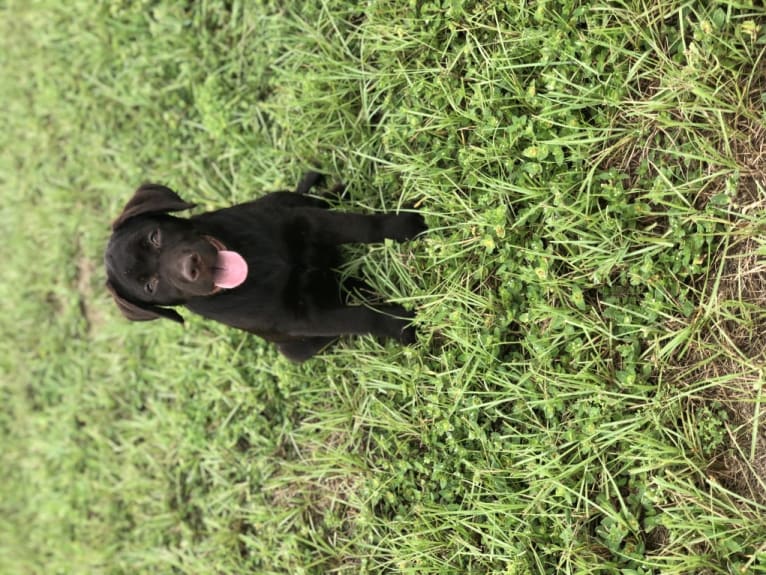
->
[2, 0, 766, 573]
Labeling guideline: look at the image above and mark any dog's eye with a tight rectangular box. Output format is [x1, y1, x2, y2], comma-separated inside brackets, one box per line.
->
[149, 229, 161, 248]
[144, 277, 159, 294]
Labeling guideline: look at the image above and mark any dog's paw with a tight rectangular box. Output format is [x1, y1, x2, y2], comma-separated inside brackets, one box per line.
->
[295, 171, 325, 195]
[398, 321, 418, 345]
[379, 305, 417, 344]
[386, 212, 427, 242]
[328, 182, 347, 197]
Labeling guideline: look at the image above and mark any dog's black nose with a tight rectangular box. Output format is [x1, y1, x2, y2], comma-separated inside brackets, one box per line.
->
[181, 253, 201, 282]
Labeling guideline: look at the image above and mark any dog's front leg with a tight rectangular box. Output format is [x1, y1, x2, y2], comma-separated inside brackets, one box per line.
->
[293, 208, 426, 244]
[284, 305, 416, 343]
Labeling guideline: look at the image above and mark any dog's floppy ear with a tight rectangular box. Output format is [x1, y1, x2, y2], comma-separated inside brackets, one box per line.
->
[112, 183, 196, 230]
[105, 281, 184, 324]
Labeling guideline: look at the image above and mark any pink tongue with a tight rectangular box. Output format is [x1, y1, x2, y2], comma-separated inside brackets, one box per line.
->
[214, 250, 248, 289]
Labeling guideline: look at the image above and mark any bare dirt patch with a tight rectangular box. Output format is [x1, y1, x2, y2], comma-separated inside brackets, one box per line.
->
[74, 237, 104, 332]
[669, 227, 766, 505]
[266, 428, 363, 554]
[704, 230, 766, 504]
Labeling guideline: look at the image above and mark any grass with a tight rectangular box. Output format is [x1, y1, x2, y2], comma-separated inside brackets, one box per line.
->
[2, 0, 766, 573]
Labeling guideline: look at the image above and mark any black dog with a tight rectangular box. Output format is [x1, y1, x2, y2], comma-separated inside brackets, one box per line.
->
[104, 173, 426, 361]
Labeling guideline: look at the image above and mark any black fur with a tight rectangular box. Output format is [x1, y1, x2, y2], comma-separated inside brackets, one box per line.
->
[104, 173, 426, 362]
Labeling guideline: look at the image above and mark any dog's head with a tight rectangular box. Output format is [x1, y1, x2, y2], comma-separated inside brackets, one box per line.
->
[104, 183, 223, 324]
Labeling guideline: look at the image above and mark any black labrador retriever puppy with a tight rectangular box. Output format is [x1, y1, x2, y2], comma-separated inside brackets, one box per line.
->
[104, 172, 426, 361]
